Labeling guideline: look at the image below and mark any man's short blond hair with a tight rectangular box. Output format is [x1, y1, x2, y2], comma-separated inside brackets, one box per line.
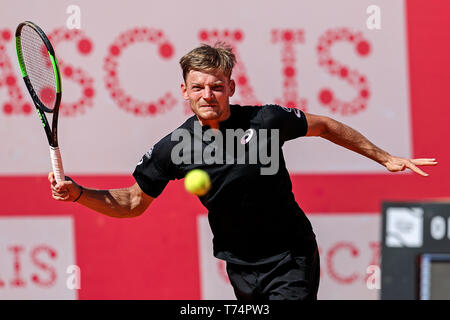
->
[179, 42, 236, 82]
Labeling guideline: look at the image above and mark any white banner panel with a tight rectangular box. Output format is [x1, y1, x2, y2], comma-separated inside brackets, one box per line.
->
[0, 0, 410, 174]
[0, 217, 77, 300]
[198, 213, 380, 300]
[310, 214, 381, 300]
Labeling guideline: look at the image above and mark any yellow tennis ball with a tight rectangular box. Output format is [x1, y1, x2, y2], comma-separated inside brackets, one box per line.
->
[184, 169, 211, 196]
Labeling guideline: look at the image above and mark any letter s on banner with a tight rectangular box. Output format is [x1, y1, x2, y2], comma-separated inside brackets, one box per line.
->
[316, 28, 371, 116]
[30, 245, 58, 287]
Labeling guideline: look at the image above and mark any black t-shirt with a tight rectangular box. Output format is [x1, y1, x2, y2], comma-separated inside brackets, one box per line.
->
[133, 104, 317, 265]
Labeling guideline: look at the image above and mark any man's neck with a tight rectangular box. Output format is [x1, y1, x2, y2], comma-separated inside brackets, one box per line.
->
[197, 107, 231, 129]
[205, 121, 220, 130]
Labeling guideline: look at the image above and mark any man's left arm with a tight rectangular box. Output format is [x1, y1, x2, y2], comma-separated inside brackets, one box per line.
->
[304, 112, 438, 176]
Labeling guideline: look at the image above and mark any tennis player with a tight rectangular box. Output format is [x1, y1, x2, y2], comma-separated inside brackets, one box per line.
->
[49, 43, 437, 300]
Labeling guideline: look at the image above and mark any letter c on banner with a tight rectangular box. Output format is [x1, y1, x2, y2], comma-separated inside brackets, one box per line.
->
[327, 241, 359, 284]
[104, 28, 177, 116]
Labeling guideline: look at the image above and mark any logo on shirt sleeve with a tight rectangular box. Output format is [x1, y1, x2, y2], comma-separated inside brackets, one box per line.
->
[293, 108, 302, 119]
[280, 106, 302, 119]
[137, 146, 154, 166]
[280, 106, 302, 118]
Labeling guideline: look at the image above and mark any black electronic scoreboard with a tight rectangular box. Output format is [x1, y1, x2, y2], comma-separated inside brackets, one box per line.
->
[381, 201, 450, 300]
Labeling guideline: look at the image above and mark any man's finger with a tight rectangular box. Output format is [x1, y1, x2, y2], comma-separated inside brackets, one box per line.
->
[52, 189, 69, 198]
[52, 194, 67, 201]
[406, 162, 428, 176]
[411, 159, 438, 166]
[55, 180, 71, 189]
[48, 172, 57, 185]
[52, 187, 67, 194]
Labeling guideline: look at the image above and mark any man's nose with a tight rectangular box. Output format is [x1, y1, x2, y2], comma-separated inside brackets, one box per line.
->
[203, 86, 213, 100]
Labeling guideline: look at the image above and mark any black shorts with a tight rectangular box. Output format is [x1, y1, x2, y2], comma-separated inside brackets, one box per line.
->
[225, 248, 320, 301]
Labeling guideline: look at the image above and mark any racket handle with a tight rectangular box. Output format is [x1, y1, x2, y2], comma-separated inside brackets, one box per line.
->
[50, 146, 65, 183]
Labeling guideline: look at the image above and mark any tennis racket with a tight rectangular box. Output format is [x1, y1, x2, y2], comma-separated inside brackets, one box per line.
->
[15, 21, 65, 183]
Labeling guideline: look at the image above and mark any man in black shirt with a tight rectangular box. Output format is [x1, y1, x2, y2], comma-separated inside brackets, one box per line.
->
[49, 43, 437, 300]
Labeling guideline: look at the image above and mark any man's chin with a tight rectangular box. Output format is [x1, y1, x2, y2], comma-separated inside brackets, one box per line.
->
[198, 111, 220, 120]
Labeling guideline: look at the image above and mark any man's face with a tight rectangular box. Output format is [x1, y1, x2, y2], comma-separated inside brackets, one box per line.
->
[181, 70, 235, 126]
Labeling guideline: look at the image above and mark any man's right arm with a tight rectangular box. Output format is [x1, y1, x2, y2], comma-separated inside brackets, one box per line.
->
[49, 172, 154, 218]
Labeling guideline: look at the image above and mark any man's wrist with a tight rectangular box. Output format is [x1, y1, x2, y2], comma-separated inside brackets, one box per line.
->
[73, 186, 84, 202]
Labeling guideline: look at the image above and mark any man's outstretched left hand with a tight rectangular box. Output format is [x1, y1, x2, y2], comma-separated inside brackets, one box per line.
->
[384, 156, 438, 177]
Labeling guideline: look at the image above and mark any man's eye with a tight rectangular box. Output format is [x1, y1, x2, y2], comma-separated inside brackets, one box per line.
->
[213, 86, 224, 91]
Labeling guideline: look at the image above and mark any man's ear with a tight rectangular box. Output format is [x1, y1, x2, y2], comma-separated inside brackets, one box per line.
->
[181, 82, 189, 100]
[229, 79, 236, 97]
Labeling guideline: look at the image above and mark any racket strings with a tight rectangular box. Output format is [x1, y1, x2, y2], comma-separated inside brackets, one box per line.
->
[20, 25, 57, 110]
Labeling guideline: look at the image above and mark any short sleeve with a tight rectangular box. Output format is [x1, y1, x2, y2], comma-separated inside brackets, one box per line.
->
[261, 104, 308, 143]
[132, 138, 175, 198]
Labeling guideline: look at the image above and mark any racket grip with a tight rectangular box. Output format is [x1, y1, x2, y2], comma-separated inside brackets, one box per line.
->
[50, 146, 65, 183]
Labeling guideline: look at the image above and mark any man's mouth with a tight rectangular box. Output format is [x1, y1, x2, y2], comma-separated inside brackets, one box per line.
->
[200, 105, 217, 108]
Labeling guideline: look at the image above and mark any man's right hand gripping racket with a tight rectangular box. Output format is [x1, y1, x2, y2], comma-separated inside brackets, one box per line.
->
[15, 21, 65, 183]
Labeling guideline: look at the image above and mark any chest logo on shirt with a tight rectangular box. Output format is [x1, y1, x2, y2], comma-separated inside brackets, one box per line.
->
[171, 122, 280, 175]
[240, 128, 255, 145]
